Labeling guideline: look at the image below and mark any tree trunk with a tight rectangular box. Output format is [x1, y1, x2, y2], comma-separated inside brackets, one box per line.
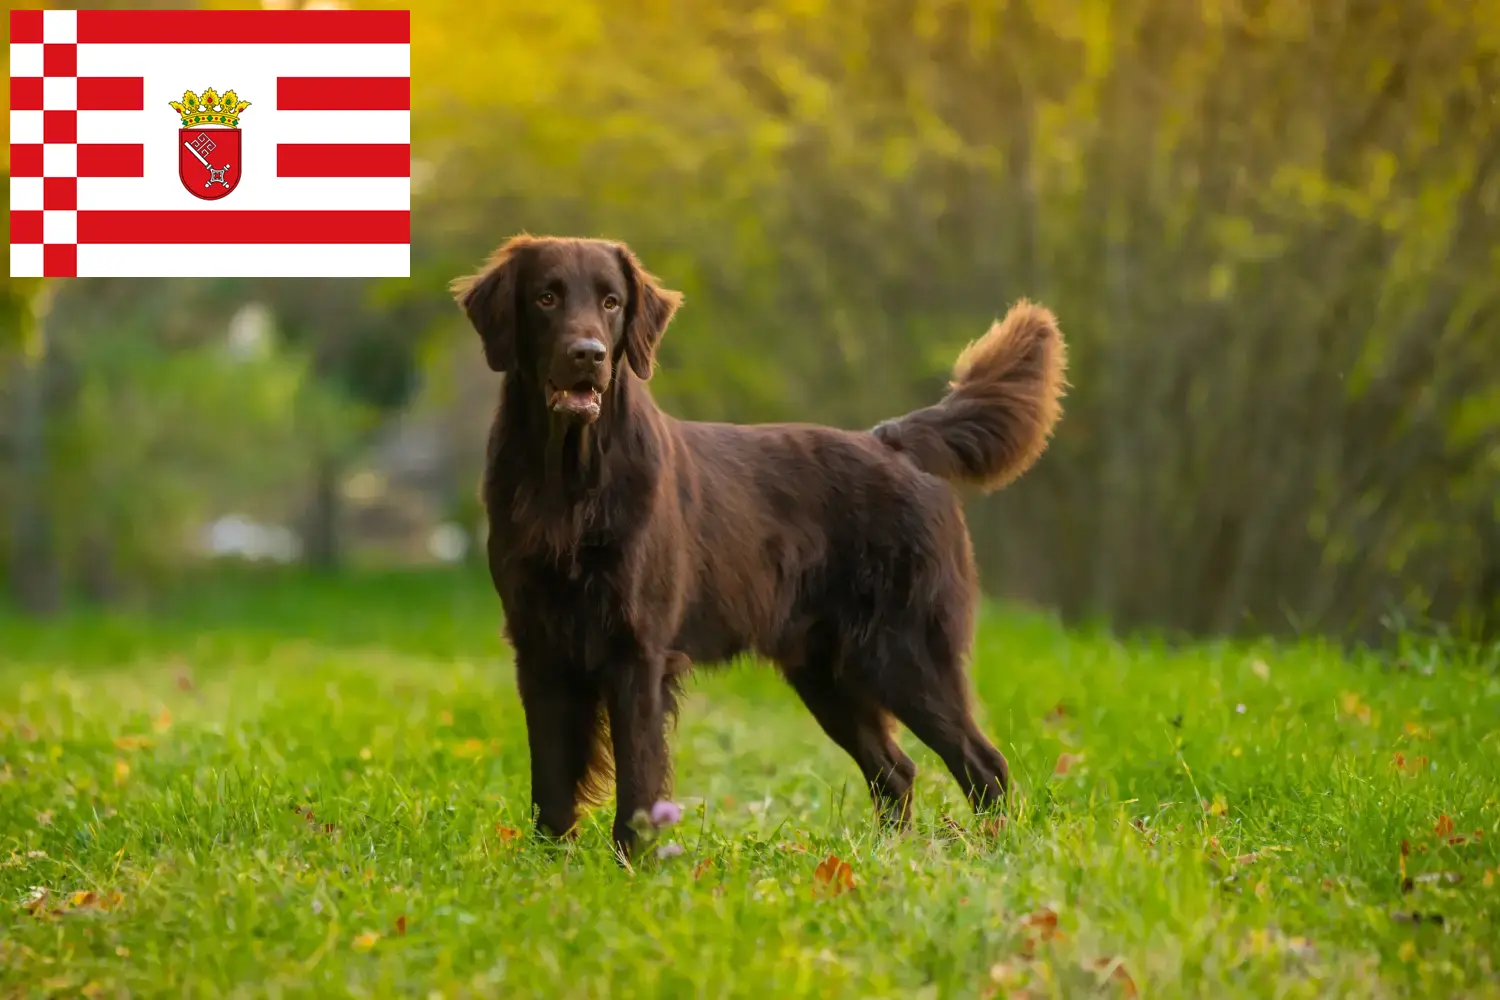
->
[302, 454, 343, 573]
[9, 283, 62, 615]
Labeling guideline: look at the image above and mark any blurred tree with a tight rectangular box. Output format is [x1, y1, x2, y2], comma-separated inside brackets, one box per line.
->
[405, 0, 1500, 642]
[246, 278, 427, 571]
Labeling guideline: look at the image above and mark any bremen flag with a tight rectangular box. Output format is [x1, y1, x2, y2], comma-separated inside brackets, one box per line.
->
[8, 8, 410, 278]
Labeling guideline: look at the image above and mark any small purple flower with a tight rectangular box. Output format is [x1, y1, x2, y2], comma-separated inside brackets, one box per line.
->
[655, 841, 684, 860]
[649, 800, 683, 828]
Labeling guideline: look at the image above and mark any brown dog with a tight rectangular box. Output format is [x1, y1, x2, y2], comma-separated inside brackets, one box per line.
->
[452, 235, 1067, 855]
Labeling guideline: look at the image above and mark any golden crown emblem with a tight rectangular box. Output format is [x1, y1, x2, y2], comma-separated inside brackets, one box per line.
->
[169, 87, 251, 129]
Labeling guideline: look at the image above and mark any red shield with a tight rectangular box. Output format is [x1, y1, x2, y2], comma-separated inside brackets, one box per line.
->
[178, 127, 242, 201]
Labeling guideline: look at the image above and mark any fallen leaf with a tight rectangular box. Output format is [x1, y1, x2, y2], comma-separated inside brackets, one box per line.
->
[1017, 907, 1065, 959]
[36, 811, 53, 827]
[1087, 957, 1139, 998]
[352, 930, 381, 951]
[494, 824, 520, 844]
[114, 758, 131, 784]
[980, 815, 1008, 837]
[1204, 795, 1230, 817]
[1020, 908, 1061, 940]
[812, 854, 855, 897]
[394, 914, 407, 936]
[1434, 815, 1455, 838]
[1339, 691, 1372, 724]
[1234, 852, 1260, 866]
[1053, 752, 1084, 776]
[692, 858, 713, 880]
[70, 891, 97, 908]
[451, 738, 487, 759]
[1483, 869, 1494, 888]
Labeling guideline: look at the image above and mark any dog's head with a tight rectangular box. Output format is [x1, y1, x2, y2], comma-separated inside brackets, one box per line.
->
[450, 235, 683, 425]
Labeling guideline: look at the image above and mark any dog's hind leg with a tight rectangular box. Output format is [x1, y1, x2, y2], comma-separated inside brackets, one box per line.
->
[785, 665, 918, 828]
[876, 664, 1010, 816]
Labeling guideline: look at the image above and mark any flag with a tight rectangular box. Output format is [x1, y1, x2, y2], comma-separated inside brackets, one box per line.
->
[9, 8, 410, 278]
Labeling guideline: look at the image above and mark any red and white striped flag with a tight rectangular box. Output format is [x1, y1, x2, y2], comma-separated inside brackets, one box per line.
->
[8, 8, 410, 278]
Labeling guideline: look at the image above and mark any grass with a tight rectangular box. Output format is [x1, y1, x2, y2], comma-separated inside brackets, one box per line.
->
[1, 569, 1498, 999]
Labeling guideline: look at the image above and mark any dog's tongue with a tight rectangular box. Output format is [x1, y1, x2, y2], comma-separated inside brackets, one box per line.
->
[550, 386, 602, 419]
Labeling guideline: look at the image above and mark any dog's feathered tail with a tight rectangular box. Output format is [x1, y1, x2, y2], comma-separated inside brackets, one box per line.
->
[872, 300, 1068, 492]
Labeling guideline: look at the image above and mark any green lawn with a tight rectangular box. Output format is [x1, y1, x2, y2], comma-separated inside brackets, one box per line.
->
[1, 570, 1498, 999]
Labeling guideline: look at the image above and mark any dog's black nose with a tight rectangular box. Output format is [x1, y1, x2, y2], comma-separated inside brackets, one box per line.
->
[569, 339, 606, 367]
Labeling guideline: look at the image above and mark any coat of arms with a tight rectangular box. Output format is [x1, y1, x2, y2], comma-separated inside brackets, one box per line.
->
[169, 87, 250, 201]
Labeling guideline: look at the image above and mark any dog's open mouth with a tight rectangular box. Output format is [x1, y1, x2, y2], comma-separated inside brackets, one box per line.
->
[547, 380, 603, 422]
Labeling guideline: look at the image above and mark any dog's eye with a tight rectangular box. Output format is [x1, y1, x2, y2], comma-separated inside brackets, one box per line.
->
[537, 292, 557, 308]
[602, 294, 621, 311]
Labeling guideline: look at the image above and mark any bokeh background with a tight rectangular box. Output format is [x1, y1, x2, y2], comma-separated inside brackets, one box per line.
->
[4, 0, 1499, 645]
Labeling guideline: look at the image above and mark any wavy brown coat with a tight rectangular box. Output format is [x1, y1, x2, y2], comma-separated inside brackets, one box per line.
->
[452, 234, 1068, 856]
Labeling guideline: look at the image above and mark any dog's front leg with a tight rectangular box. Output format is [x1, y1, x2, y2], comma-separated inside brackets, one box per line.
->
[516, 660, 603, 840]
[604, 651, 671, 858]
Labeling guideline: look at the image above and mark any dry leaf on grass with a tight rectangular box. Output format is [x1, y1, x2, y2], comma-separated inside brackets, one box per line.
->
[494, 824, 520, 844]
[980, 815, 1008, 837]
[1339, 691, 1372, 724]
[1087, 957, 1139, 998]
[1021, 908, 1060, 938]
[1434, 815, 1455, 838]
[35, 811, 53, 827]
[692, 858, 713, 881]
[451, 738, 487, 759]
[1053, 753, 1084, 776]
[1391, 752, 1429, 776]
[1204, 795, 1230, 817]
[1017, 907, 1064, 958]
[812, 854, 855, 897]
[394, 914, 407, 936]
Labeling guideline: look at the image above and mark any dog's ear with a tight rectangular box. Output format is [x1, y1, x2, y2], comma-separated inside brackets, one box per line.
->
[450, 236, 535, 373]
[615, 243, 683, 381]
